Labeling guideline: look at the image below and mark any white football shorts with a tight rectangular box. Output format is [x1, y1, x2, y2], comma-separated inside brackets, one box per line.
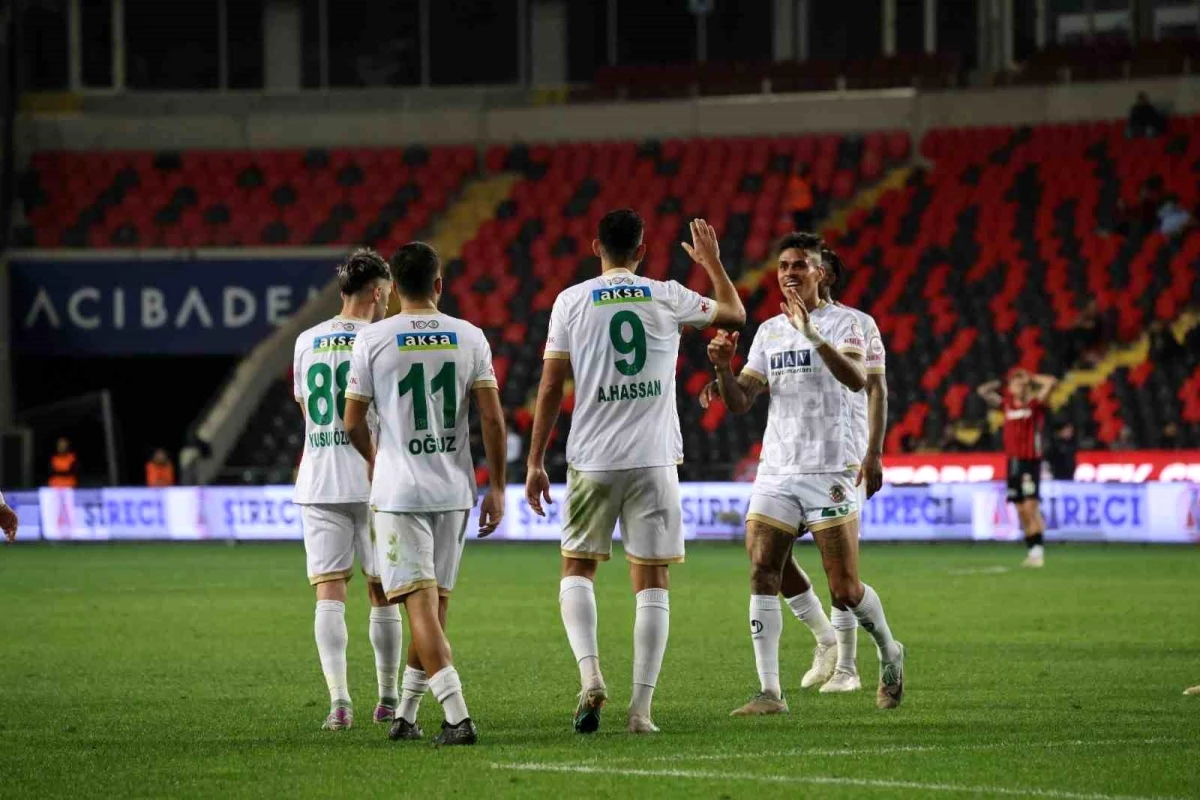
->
[561, 465, 684, 565]
[299, 502, 378, 585]
[746, 469, 860, 535]
[374, 510, 469, 601]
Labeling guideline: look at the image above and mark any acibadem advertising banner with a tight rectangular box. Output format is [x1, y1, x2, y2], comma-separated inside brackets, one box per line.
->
[9, 256, 335, 354]
[25, 481, 1200, 544]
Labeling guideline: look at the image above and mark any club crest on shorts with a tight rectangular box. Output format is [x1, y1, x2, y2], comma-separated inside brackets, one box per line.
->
[829, 485, 846, 503]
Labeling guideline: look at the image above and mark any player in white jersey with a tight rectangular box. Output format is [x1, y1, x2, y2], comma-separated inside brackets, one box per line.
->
[292, 249, 402, 731]
[710, 232, 905, 714]
[775, 247, 888, 694]
[344, 242, 507, 746]
[0, 490, 17, 542]
[525, 210, 745, 734]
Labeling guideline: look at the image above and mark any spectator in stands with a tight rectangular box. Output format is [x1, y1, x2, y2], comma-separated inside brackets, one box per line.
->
[1067, 299, 1109, 368]
[0, 489, 17, 542]
[785, 165, 814, 232]
[1148, 319, 1185, 364]
[1112, 424, 1136, 451]
[1046, 422, 1078, 480]
[1156, 195, 1192, 238]
[1127, 92, 1166, 138]
[1160, 421, 1180, 450]
[145, 448, 176, 487]
[48, 437, 78, 488]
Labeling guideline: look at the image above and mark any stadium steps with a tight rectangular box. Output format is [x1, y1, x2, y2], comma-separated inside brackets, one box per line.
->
[984, 308, 1200, 433]
[734, 164, 914, 295]
[385, 172, 522, 317]
[821, 164, 914, 237]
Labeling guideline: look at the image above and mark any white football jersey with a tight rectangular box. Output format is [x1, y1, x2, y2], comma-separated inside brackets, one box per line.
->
[743, 303, 866, 474]
[545, 269, 717, 471]
[293, 316, 376, 505]
[347, 312, 497, 513]
[840, 303, 886, 464]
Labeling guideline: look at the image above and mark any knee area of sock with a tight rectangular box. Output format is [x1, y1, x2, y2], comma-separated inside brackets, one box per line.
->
[635, 588, 669, 609]
[560, 575, 595, 597]
[316, 599, 346, 614]
[370, 605, 401, 622]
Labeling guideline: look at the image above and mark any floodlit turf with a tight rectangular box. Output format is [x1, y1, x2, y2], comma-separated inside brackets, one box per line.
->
[1, 541, 1198, 799]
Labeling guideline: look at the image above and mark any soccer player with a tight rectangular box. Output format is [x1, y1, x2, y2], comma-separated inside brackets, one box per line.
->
[977, 368, 1057, 568]
[709, 232, 905, 714]
[344, 242, 507, 746]
[0, 490, 18, 542]
[778, 247, 887, 694]
[525, 211, 745, 735]
[701, 247, 887, 695]
[292, 248, 402, 731]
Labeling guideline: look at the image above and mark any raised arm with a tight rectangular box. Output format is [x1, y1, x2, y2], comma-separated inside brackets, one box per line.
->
[682, 219, 746, 330]
[977, 379, 1003, 408]
[707, 330, 766, 414]
[780, 290, 865, 392]
[525, 357, 571, 517]
[472, 385, 507, 536]
[1032, 374, 1058, 402]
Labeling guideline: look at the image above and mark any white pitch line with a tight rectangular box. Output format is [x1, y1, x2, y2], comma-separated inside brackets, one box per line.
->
[605, 736, 1189, 764]
[491, 762, 1186, 800]
[947, 565, 1012, 576]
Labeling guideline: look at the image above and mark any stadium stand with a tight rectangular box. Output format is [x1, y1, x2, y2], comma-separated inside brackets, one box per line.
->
[19, 119, 1199, 481]
[18, 146, 478, 250]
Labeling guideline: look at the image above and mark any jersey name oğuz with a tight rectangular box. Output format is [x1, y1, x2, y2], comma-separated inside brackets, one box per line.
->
[347, 312, 497, 513]
[544, 269, 717, 471]
[743, 303, 865, 474]
[293, 316, 376, 505]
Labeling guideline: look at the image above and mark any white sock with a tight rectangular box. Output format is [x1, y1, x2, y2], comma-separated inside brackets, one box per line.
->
[368, 605, 402, 703]
[631, 588, 669, 717]
[429, 666, 469, 725]
[560, 576, 603, 690]
[399, 666, 428, 723]
[785, 588, 836, 648]
[749, 595, 783, 696]
[314, 599, 350, 704]
[851, 584, 901, 663]
[830, 606, 859, 674]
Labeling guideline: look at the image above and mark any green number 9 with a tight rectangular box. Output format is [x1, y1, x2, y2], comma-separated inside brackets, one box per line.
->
[609, 310, 647, 376]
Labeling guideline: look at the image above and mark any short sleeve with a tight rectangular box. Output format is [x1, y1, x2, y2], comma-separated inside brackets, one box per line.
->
[0, 489, 6, 507]
[742, 326, 769, 385]
[292, 345, 304, 402]
[864, 317, 886, 374]
[345, 332, 374, 401]
[831, 312, 865, 357]
[544, 295, 571, 360]
[472, 332, 499, 389]
[666, 280, 717, 330]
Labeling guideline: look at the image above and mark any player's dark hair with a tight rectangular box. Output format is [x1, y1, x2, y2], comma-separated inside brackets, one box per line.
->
[777, 231, 823, 257]
[337, 248, 391, 296]
[597, 208, 644, 265]
[821, 247, 845, 293]
[390, 241, 441, 299]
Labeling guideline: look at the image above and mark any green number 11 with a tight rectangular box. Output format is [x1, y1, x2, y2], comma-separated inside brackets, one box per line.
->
[397, 361, 457, 430]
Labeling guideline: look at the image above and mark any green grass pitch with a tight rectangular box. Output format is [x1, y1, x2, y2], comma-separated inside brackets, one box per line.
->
[2, 541, 1198, 799]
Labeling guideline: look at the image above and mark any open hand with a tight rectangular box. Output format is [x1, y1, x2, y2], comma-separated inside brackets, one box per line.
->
[525, 466, 552, 518]
[856, 452, 884, 500]
[479, 488, 504, 537]
[780, 288, 820, 341]
[682, 219, 720, 269]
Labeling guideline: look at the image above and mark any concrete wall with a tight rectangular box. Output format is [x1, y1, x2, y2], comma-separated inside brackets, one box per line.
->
[19, 76, 1200, 157]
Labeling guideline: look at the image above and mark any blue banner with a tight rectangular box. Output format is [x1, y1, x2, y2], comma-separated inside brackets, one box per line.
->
[8, 257, 336, 354]
[16, 481, 1200, 544]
